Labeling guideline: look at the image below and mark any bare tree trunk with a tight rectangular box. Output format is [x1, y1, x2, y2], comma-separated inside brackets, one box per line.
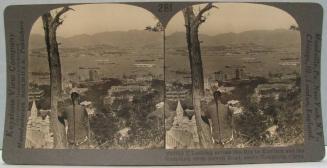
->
[42, 7, 72, 148]
[183, 4, 216, 148]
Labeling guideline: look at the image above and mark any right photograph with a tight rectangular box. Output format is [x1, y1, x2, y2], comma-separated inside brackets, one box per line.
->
[164, 3, 303, 149]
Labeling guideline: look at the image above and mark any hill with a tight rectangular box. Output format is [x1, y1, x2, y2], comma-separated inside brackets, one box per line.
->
[29, 29, 300, 49]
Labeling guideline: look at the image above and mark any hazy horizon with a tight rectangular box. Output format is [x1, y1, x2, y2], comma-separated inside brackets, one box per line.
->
[31, 28, 296, 39]
[30, 3, 298, 38]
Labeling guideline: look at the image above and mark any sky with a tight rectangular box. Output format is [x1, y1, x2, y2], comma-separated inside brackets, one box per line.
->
[30, 4, 158, 37]
[167, 3, 298, 35]
[30, 3, 298, 37]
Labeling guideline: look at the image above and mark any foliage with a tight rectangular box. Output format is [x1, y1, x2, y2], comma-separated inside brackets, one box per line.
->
[90, 109, 119, 145]
[233, 79, 303, 146]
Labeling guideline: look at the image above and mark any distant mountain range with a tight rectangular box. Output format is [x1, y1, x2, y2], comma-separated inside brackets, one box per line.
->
[29, 29, 300, 49]
[166, 29, 300, 47]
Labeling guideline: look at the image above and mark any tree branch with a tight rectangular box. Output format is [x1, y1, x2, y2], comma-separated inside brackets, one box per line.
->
[51, 6, 73, 28]
[145, 21, 164, 32]
[194, 3, 217, 26]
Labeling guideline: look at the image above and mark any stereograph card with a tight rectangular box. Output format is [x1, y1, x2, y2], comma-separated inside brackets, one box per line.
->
[2, 0, 325, 165]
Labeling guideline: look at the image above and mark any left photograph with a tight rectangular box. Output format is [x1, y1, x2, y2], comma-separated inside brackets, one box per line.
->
[26, 4, 165, 149]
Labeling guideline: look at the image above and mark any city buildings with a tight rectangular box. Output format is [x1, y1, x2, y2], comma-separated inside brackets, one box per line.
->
[78, 67, 100, 81]
[253, 83, 294, 103]
[28, 87, 45, 102]
[165, 90, 189, 101]
[213, 65, 247, 82]
[108, 85, 150, 96]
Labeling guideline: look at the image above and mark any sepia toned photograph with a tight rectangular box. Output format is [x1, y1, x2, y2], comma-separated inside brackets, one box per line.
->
[165, 3, 303, 149]
[3, 0, 325, 165]
[25, 2, 304, 151]
[26, 4, 165, 149]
